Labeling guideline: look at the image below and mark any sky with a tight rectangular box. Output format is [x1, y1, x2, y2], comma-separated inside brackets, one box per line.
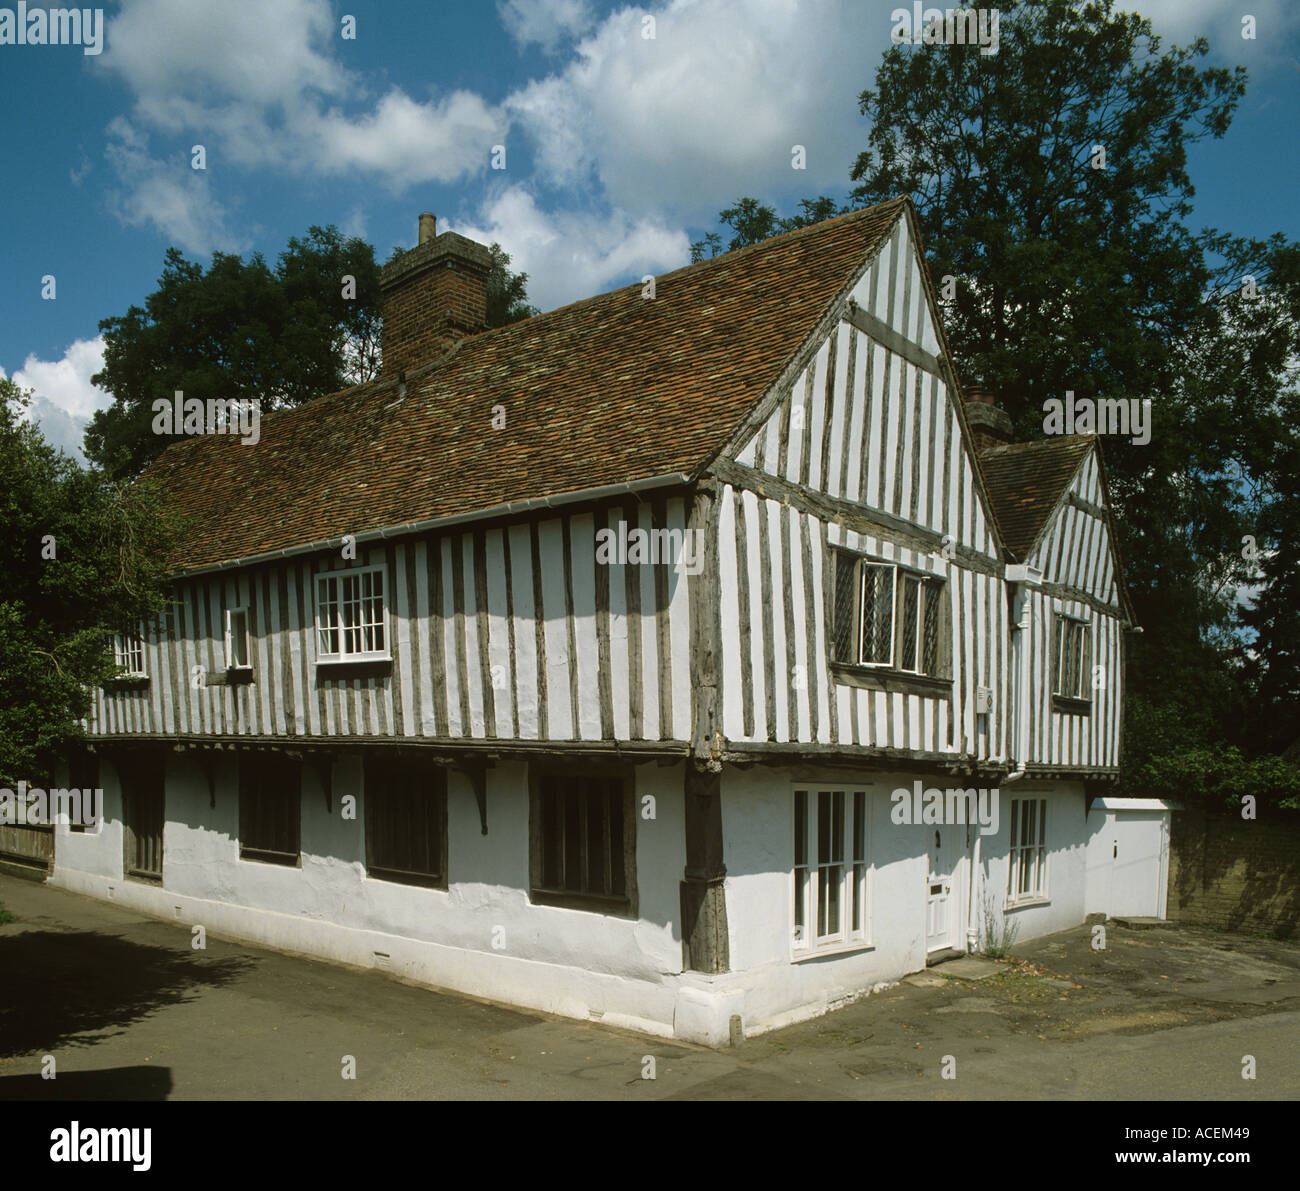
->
[1, 0, 1297, 458]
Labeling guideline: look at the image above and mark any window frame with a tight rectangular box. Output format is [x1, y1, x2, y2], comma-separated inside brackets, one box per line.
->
[1006, 796, 1049, 906]
[528, 764, 637, 916]
[113, 628, 148, 678]
[832, 549, 950, 692]
[238, 753, 302, 867]
[67, 748, 100, 834]
[792, 785, 872, 959]
[363, 754, 448, 890]
[314, 563, 389, 663]
[225, 606, 252, 671]
[1051, 612, 1092, 712]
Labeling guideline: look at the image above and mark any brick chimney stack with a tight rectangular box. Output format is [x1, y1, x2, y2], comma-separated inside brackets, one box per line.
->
[379, 212, 492, 376]
[964, 385, 1014, 452]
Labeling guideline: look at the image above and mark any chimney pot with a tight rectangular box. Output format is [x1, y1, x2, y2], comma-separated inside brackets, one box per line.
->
[964, 385, 1014, 451]
[418, 212, 437, 245]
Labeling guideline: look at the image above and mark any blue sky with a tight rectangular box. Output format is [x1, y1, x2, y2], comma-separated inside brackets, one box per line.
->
[1, 0, 1297, 457]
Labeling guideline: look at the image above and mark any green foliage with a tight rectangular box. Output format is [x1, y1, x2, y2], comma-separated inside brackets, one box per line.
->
[485, 242, 541, 327]
[982, 892, 1021, 958]
[0, 378, 181, 786]
[87, 225, 382, 479]
[690, 196, 850, 260]
[0, 904, 14, 925]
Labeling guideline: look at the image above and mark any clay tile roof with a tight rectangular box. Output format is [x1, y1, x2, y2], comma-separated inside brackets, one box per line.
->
[146, 197, 908, 573]
[977, 436, 1094, 560]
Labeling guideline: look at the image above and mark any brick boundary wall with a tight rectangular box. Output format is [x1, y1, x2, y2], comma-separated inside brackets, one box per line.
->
[1168, 807, 1300, 938]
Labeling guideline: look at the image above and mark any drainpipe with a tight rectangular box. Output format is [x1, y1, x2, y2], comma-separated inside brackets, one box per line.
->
[966, 565, 1039, 951]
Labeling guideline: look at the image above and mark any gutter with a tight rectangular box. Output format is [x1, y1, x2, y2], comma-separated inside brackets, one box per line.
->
[170, 472, 695, 578]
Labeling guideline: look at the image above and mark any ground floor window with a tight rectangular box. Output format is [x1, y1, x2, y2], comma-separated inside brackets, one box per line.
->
[793, 788, 869, 954]
[364, 754, 447, 888]
[238, 754, 301, 866]
[1008, 797, 1048, 902]
[120, 751, 165, 881]
[67, 747, 100, 833]
[529, 769, 635, 914]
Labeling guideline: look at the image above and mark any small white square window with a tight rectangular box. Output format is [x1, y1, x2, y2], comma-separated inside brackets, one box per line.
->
[113, 629, 147, 677]
[315, 565, 388, 661]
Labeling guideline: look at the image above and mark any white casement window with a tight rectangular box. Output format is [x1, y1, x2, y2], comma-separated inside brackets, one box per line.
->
[113, 629, 147, 677]
[793, 788, 870, 955]
[315, 565, 387, 661]
[225, 607, 251, 669]
[851, 559, 944, 675]
[1053, 614, 1091, 700]
[1008, 797, 1048, 903]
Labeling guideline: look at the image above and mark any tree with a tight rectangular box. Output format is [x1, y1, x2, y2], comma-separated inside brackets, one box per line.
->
[87, 227, 537, 479]
[691, 196, 848, 261]
[0, 378, 181, 786]
[486, 242, 540, 326]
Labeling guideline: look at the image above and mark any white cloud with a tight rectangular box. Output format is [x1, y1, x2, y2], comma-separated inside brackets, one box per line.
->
[506, 0, 879, 218]
[498, 0, 597, 53]
[104, 118, 247, 254]
[1118, 0, 1294, 44]
[98, 0, 503, 192]
[451, 186, 690, 311]
[305, 90, 501, 189]
[1, 337, 112, 461]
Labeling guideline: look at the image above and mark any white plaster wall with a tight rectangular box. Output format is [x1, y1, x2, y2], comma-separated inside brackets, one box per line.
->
[979, 782, 1089, 941]
[50, 755, 1105, 1043]
[721, 765, 934, 1032]
[719, 770, 1093, 1034]
[52, 755, 688, 1038]
[48, 755, 123, 880]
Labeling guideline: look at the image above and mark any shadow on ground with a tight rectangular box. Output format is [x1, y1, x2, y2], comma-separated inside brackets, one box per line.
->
[0, 1065, 173, 1100]
[0, 929, 253, 1058]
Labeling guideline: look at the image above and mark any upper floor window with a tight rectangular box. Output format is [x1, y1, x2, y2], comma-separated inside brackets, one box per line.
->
[1052, 613, 1092, 708]
[316, 565, 387, 661]
[113, 629, 147, 677]
[225, 607, 251, 670]
[833, 552, 946, 679]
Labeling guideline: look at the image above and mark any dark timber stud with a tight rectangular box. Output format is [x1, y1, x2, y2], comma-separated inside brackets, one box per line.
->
[682, 485, 730, 973]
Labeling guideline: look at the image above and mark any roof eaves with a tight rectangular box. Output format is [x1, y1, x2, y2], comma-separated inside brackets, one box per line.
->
[169, 469, 695, 578]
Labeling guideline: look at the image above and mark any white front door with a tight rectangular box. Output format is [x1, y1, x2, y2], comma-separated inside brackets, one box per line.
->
[926, 827, 960, 951]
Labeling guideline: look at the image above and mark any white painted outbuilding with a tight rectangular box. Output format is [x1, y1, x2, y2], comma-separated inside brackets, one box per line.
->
[1084, 798, 1179, 921]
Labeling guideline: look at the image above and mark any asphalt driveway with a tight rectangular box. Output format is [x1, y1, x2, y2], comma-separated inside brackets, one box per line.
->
[1, 872, 1297, 1100]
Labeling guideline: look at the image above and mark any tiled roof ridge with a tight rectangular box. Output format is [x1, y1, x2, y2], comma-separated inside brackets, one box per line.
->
[979, 433, 1095, 458]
